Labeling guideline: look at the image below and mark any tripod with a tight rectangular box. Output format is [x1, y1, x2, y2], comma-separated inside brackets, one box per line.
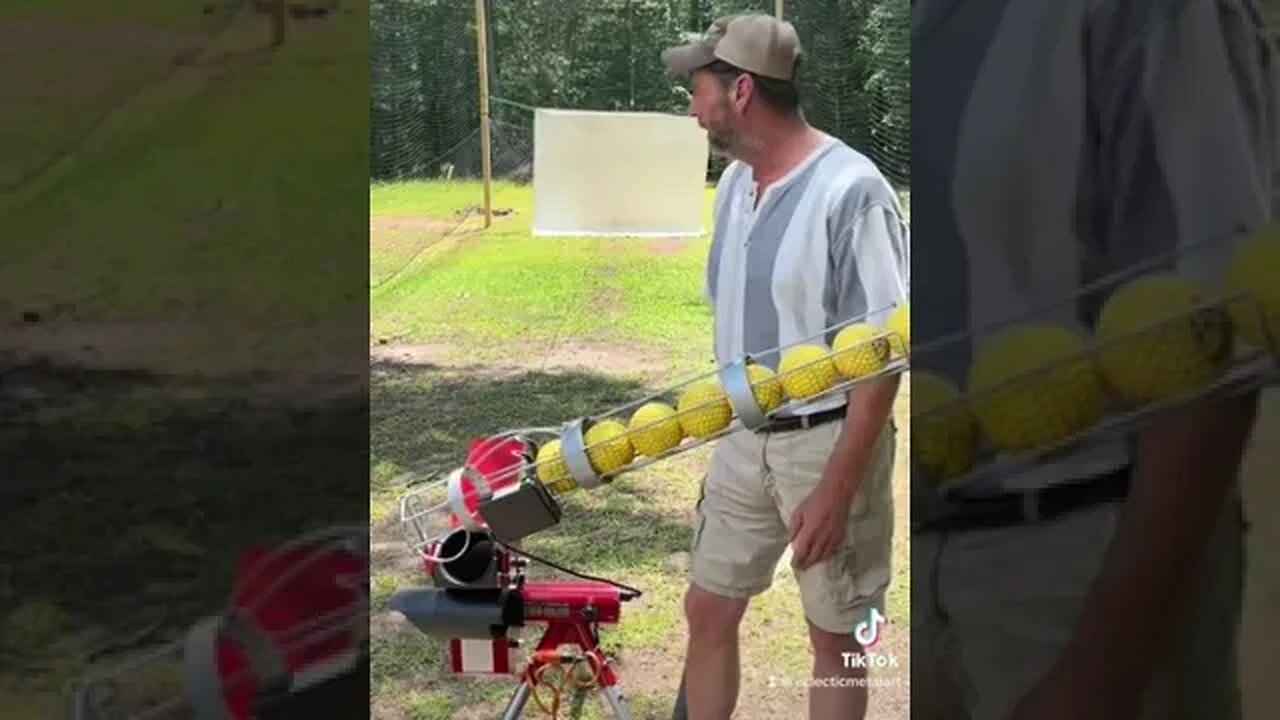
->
[498, 579, 632, 720]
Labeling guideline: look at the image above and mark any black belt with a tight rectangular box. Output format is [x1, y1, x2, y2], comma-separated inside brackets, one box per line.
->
[758, 405, 846, 433]
[915, 465, 1132, 533]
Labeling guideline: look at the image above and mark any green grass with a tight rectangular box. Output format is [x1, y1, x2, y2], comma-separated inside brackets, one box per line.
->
[371, 179, 528, 218]
[371, 181, 718, 373]
[1, 3, 368, 373]
[370, 178, 912, 718]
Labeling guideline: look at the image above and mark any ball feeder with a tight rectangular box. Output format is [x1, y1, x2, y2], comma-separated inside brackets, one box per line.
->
[908, 225, 1280, 519]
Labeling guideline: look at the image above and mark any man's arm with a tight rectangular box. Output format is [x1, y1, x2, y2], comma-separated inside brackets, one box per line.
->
[1013, 1, 1273, 714]
[1041, 392, 1257, 710]
[828, 374, 901, 498]
[790, 198, 908, 570]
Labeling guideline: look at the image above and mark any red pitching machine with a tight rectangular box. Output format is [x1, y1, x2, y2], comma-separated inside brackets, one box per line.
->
[392, 433, 640, 720]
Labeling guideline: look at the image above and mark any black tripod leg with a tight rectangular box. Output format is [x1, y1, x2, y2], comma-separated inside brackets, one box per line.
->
[671, 670, 688, 720]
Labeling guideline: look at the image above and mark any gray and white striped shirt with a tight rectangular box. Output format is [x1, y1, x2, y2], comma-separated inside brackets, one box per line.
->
[706, 135, 910, 416]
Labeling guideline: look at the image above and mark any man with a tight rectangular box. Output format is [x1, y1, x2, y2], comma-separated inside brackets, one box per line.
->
[911, 1, 1274, 718]
[661, 13, 909, 720]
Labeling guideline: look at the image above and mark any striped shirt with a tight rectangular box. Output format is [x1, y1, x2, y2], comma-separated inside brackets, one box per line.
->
[706, 134, 910, 416]
[912, 0, 1275, 509]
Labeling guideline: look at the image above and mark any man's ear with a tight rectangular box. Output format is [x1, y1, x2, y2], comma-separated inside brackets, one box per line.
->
[732, 73, 753, 113]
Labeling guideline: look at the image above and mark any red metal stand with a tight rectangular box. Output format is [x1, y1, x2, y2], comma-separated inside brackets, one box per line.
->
[499, 579, 631, 720]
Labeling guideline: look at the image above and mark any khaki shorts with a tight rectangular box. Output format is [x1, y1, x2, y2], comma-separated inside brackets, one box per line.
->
[1240, 389, 1280, 720]
[689, 418, 895, 634]
[913, 498, 1242, 720]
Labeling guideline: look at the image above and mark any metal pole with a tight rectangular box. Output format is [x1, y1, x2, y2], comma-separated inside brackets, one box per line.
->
[272, 0, 286, 47]
[775, 0, 783, 20]
[475, 0, 494, 228]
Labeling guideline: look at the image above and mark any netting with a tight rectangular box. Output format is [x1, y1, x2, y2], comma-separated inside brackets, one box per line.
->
[369, 0, 912, 190]
[370, 0, 480, 180]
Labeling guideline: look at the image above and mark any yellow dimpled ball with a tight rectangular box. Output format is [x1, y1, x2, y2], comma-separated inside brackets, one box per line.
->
[912, 372, 976, 484]
[1095, 274, 1231, 405]
[677, 382, 733, 438]
[746, 363, 784, 413]
[832, 323, 891, 378]
[628, 402, 684, 457]
[968, 323, 1106, 453]
[778, 344, 838, 400]
[584, 419, 635, 475]
[535, 439, 577, 494]
[886, 303, 910, 356]
[1223, 222, 1280, 350]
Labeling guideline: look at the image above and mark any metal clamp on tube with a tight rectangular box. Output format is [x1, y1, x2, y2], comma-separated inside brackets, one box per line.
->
[447, 466, 493, 534]
[719, 358, 770, 431]
[560, 419, 605, 490]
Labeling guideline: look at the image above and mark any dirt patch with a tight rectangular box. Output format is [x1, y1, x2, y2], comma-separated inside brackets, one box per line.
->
[371, 339, 671, 381]
[370, 541, 422, 576]
[370, 217, 466, 233]
[370, 342, 453, 366]
[644, 237, 692, 258]
[0, 320, 365, 406]
[589, 285, 626, 319]
[370, 226, 455, 263]
[2, 321, 205, 367]
[0, 16, 201, 57]
[0, 16, 201, 110]
[500, 339, 669, 378]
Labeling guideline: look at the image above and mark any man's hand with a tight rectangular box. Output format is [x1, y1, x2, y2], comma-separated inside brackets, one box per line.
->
[789, 471, 854, 570]
[790, 373, 900, 571]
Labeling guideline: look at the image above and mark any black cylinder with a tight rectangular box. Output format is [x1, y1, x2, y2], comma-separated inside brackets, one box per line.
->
[434, 529, 497, 586]
[387, 587, 521, 640]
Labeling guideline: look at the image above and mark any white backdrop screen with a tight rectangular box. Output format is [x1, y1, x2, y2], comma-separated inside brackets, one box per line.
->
[532, 109, 709, 237]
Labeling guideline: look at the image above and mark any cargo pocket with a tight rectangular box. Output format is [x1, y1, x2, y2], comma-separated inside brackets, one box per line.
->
[691, 475, 708, 552]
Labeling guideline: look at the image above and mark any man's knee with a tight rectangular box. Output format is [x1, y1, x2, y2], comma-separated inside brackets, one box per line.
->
[684, 583, 749, 641]
[808, 620, 864, 668]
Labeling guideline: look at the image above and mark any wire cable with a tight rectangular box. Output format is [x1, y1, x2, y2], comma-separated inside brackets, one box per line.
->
[496, 541, 642, 601]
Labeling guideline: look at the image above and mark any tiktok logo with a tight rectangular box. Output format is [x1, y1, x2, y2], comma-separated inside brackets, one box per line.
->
[853, 607, 887, 650]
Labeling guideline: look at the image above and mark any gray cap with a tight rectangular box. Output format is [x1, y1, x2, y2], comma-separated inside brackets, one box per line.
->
[662, 14, 801, 81]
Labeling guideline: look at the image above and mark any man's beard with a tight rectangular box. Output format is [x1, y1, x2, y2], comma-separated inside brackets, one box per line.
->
[707, 125, 739, 159]
[705, 112, 762, 160]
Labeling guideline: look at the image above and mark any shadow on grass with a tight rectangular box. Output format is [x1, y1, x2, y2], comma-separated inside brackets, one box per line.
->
[0, 354, 366, 671]
[372, 358, 648, 482]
